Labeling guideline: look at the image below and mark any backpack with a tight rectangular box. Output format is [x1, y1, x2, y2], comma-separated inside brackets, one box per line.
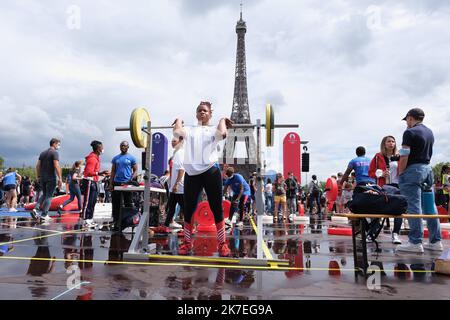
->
[311, 181, 320, 196]
[286, 178, 298, 196]
[120, 207, 141, 231]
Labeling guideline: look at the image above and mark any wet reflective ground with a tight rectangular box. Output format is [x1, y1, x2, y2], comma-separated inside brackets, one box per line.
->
[0, 213, 449, 300]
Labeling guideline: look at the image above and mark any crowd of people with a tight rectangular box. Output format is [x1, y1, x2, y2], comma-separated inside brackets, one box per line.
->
[0, 139, 124, 229]
[0, 167, 113, 214]
[0, 105, 447, 257]
[332, 108, 446, 253]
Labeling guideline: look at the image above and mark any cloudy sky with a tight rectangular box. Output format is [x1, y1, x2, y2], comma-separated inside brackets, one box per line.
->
[1, 0, 449, 183]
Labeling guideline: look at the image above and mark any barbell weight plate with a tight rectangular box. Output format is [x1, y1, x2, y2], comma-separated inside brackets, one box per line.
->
[130, 107, 150, 148]
[265, 104, 274, 147]
[325, 177, 338, 202]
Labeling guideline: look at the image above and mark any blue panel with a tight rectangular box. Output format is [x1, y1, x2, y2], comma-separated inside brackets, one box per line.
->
[151, 132, 169, 177]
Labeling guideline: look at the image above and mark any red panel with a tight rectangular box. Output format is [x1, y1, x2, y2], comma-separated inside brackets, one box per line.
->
[283, 132, 301, 184]
[284, 244, 304, 278]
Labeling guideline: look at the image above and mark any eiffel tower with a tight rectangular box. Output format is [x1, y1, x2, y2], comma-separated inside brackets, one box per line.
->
[222, 7, 257, 180]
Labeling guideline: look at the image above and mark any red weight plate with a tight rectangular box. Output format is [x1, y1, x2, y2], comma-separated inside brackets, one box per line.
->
[325, 178, 338, 202]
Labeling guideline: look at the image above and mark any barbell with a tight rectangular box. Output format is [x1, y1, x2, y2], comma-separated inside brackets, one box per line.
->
[116, 104, 298, 149]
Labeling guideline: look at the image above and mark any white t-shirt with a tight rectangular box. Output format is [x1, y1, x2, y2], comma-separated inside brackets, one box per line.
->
[159, 175, 169, 185]
[183, 125, 225, 176]
[388, 160, 399, 184]
[170, 148, 185, 194]
[265, 183, 273, 195]
[98, 181, 105, 193]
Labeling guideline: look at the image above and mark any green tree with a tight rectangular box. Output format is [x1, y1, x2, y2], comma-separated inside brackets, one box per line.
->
[0, 156, 4, 170]
[16, 167, 37, 180]
[14, 166, 72, 181]
[433, 162, 450, 183]
[319, 181, 326, 190]
[62, 167, 71, 181]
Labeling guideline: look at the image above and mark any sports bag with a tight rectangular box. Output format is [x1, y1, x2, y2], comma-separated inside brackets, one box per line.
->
[348, 184, 407, 215]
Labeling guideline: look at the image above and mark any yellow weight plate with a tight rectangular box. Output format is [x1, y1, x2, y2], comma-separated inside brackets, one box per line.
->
[130, 107, 150, 148]
[265, 104, 274, 147]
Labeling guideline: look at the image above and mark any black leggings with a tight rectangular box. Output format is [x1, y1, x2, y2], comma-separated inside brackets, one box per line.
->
[232, 194, 249, 222]
[184, 166, 223, 224]
[164, 193, 185, 227]
[81, 179, 98, 220]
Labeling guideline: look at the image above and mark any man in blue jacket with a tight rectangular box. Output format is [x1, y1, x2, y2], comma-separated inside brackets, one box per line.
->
[223, 167, 251, 228]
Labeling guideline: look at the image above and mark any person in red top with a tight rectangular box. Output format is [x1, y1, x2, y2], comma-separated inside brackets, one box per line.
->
[81, 140, 109, 228]
[368, 135, 403, 244]
[369, 136, 400, 187]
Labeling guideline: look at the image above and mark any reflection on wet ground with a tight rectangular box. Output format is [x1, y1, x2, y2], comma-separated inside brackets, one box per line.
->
[0, 213, 449, 300]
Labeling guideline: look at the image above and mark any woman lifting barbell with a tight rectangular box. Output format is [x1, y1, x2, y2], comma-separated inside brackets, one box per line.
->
[173, 101, 233, 257]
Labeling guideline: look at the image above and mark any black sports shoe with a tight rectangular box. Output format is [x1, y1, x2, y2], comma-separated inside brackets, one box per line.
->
[30, 209, 40, 221]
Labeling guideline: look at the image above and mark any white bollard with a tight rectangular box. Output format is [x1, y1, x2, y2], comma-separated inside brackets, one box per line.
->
[293, 216, 310, 224]
[440, 223, 450, 230]
[262, 215, 273, 224]
[331, 216, 348, 224]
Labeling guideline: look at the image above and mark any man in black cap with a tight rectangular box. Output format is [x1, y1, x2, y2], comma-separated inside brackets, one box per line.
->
[396, 108, 443, 253]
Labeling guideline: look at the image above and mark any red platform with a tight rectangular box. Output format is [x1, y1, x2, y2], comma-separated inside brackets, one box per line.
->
[423, 228, 449, 239]
[327, 227, 352, 236]
[24, 194, 81, 212]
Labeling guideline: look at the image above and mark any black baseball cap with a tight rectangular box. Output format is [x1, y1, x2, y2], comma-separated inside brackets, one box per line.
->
[402, 108, 425, 121]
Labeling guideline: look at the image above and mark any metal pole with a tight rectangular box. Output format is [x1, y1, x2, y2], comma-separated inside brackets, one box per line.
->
[272, 124, 299, 128]
[142, 120, 152, 250]
[115, 127, 133, 131]
[256, 119, 264, 260]
[116, 124, 299, 132]
[127, 121, 152, 254]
